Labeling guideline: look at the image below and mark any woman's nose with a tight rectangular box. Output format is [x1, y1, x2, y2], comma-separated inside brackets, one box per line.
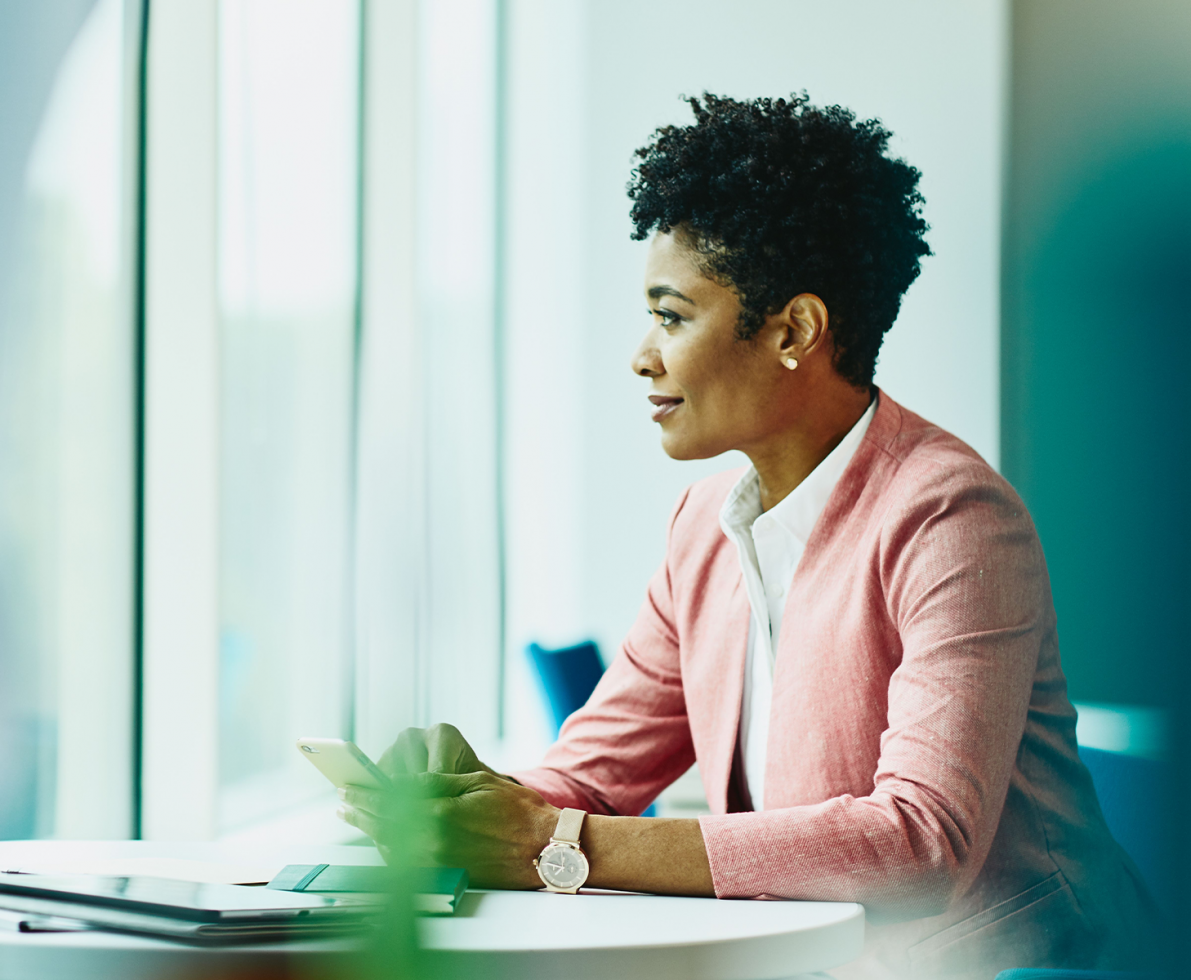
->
[631, 329, 663, 378]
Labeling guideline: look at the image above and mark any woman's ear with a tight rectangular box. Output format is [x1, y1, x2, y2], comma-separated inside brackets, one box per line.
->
[774, 293, 829, 366]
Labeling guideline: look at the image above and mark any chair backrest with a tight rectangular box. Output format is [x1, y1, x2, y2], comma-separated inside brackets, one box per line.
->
[1077, 745, 1170, 908]
[526, 641, 605, 738]
[525, 640, 659, 819]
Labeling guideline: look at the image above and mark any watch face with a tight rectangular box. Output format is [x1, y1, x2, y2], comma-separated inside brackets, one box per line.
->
[537, 842, 589, 890]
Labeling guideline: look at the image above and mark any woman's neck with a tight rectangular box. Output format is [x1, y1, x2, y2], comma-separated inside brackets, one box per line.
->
[747, 382, 873, 513]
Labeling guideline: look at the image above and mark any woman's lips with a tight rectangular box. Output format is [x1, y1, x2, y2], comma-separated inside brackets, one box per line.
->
[648, 394, 684, 422]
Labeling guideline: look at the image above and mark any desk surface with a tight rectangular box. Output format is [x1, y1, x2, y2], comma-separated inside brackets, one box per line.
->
[0, 841, 864, 980]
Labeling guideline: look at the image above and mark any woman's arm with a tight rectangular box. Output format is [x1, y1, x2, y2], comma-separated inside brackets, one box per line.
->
[340, 770, 713, 895]
[583, 814, 714, 895]
[341, 722, 712, 894]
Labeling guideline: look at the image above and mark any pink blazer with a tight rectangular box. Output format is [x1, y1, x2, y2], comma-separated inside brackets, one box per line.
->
[514, 392, 1155, 977]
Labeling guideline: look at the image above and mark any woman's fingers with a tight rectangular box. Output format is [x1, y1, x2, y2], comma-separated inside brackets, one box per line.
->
[337, 803, 384, 842]
[339, 785, 385, 814]
[340, 770, 555, 885]
[424, 723, 483, 774]
[381, 727, 429, 775]
[337, 778, 461, 824]
[379, 723, 498, 779]
[339, 801, 445, 865]
[404, 770, 491, 798]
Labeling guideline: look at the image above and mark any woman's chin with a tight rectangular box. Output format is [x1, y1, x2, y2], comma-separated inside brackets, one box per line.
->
[659, 431, 719, 462]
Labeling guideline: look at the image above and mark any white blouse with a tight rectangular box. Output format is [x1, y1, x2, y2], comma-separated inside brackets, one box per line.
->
[718, 396, 876, 810]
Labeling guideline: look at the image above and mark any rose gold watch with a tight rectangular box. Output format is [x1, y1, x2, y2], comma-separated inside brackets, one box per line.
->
[532, 808, 589, 893]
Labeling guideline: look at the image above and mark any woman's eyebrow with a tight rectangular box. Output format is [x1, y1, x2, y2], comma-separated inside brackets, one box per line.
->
[647, 285, 696, 305]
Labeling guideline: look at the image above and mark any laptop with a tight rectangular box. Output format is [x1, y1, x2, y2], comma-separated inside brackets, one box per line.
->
[0, 872, 381, 942]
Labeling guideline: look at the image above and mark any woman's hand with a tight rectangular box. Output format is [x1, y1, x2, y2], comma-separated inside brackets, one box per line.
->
[339, 771, 559, 889]
[341, 722, 554, 887]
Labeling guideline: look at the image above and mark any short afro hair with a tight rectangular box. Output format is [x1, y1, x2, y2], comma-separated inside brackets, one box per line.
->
[628, 93, 931, 388]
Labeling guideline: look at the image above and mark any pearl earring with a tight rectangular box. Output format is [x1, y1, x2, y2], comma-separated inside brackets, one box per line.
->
[785, 357, 799, 370]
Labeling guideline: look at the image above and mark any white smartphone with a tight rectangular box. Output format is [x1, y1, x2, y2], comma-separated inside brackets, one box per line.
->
[296, 737, 391, 791]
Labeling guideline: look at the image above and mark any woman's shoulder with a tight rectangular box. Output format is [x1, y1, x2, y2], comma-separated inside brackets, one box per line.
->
[870, 393, 1019, 502]
[866, 393, 1038, 549]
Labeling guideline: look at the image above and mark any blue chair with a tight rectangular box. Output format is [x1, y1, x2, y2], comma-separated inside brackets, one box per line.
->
[1076, 745, 1170, 910]
[991, 746, 1169, 980]
[527, 641, 605, 737]
[526, 640, 656, 817]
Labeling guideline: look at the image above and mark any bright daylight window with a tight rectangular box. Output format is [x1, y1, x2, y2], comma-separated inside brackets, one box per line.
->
[2, 0, 497, 842]
[0, 0, 137, 841]
[215, 0, 362, 833]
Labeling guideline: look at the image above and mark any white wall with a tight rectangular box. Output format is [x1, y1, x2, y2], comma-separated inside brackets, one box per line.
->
[500, 0, 1005, 761]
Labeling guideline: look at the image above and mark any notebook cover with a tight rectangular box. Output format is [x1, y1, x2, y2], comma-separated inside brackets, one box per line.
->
[267, 864, 468, 914]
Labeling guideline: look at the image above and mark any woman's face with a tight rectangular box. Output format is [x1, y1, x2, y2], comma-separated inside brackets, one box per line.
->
[632, 231, 784, 460]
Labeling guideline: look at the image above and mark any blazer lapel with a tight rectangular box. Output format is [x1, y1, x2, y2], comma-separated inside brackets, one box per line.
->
[695, 571, 751, 815]
[765, 390, 903, 801]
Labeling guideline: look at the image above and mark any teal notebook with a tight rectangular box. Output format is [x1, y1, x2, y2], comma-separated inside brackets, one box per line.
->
[267, 865, 468, 915]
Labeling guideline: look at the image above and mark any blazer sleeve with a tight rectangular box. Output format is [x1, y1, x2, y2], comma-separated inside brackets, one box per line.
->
[509, 489, 697, 816]
[698, 463, 1049, 919]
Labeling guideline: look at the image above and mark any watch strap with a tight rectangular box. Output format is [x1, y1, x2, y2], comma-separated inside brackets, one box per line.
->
[553, 807, 585, 844]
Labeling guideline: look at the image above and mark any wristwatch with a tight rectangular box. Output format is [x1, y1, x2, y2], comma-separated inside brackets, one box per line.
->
[533, 808, 590, 893]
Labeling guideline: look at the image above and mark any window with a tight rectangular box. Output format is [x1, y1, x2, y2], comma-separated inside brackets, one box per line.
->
[140, 0, 367, 839]
[0, 0, 138, 840]
[215, 0, 360, 834]
[140, 0, 504, 839]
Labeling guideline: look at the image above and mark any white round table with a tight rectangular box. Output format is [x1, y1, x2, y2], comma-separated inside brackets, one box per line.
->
[421, 889, 863, 979]
[0, 841, 864, 980]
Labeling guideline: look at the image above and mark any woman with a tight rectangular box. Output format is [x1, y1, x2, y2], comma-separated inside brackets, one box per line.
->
[341, 95, 1156, 978]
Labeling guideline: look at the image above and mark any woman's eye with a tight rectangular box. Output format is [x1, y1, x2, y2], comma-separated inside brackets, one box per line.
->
[651, 308, 681, 327]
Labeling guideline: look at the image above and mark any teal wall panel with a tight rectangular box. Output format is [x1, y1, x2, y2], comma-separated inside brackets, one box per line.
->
[1004, 0, 1191, 708]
